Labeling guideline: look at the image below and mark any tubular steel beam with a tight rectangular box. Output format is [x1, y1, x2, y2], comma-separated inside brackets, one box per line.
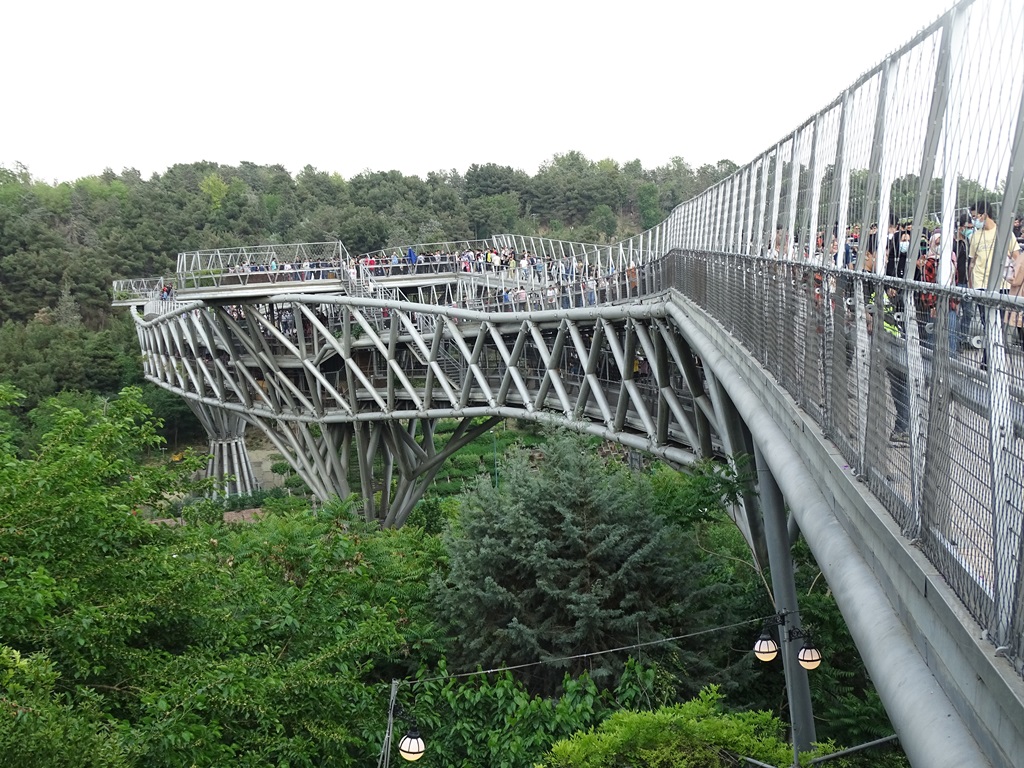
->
[665, 300, 992, 768]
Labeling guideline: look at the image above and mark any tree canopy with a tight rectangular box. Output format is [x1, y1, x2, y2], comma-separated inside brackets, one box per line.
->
[0, 389, 906, 766]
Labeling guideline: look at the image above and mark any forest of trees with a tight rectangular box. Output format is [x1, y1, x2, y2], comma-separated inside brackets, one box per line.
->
[0, 156, 910, 765]
[0, 154, 736, 441]
[0, 390, 906, 767]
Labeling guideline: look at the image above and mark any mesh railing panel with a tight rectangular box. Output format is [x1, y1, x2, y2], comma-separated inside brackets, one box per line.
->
[670, 249, 1024, 674]
[663, 0, 1024, 670]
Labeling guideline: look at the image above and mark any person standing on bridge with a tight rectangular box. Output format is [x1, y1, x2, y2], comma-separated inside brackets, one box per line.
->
[866, 273, 910, 444]
[968, 201, 1021, 369]
[968, 201, 1019, 290]
[951, 214, 971, 349]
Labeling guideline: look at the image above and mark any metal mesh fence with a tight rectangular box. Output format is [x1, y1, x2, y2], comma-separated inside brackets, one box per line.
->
[175, 241, 351, 287]
[671, 250, 1024, 673]
[664, 0, 1024, 672]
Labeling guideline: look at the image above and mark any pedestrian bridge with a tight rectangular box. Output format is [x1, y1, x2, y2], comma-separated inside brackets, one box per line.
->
[113, 0, 1024, 765]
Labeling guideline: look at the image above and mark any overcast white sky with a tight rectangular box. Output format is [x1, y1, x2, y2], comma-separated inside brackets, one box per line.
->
[2, 0, 955, 184]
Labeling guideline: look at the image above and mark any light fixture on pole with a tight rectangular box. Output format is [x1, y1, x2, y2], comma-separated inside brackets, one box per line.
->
[754, 630, 779, 662]
[752, 614, 823, 671]
[378, 680, 426, 768]
[788, 628, 822, 670]
[398, 729, 425, 761]
[753, 613, 786, 663]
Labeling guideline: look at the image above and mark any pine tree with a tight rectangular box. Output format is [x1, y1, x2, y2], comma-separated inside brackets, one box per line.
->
[433, 430, 691, 696]
[53, 279, 81, 328]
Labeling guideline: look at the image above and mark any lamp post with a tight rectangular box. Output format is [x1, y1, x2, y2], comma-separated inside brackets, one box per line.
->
[378, 680, 425, 768]
[753, 445, 816, 765]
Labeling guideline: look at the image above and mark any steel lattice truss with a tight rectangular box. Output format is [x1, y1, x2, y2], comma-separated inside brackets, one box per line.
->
[135, 291, 725, 528]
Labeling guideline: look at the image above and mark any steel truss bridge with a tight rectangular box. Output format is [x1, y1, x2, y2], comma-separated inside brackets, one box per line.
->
[113, 1, 1024, 765]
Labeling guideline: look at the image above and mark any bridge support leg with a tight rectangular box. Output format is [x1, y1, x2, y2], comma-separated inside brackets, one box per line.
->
[245, 416, 501, 528]
[186, 403, 258, 497]
[754, 443, 816, 763]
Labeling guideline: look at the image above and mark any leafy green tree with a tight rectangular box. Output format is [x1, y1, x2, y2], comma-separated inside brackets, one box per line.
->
[637, 182, 663, 229]
[432, 430, 694, 696]
[464, 163, 529, 200]
[586, 204, 618, 240]
[295, 164, 348, 208]
[337, 205, 390, 253]
[540, 687, 793, 768]
[468, 193, 520, 238]
[199, 172, 229, 211]
[0, 648, 131, 767]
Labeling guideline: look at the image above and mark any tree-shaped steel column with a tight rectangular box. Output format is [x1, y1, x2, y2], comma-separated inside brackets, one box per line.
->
[185, 401, 258, 497]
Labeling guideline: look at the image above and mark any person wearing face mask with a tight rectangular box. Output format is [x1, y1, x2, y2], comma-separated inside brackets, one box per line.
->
[968, 201, 1022, 369]
[969, 201, 1019, 291]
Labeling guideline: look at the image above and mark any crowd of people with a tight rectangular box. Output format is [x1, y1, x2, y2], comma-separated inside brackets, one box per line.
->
[156, 211, 1024, 451]
[851, 207, 1024, 351]
[824, 205, 1024, 443]
[224, 258, 340, 282]
[356, 245, 617, 285]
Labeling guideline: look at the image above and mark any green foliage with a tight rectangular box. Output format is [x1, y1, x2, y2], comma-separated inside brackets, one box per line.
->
[179, 498, 226, 526]
[468, 193, 520, 238]
[0, 152, 741, 340]
[199, 172, 229, 211]
[0, 392, 451, 765]
[540, 686, 793, 768]
[0, 648, 131, 767]
[221, 486, 289, 511]
[408, 659, 668, 768]
[283, 472, 309, 492]
[637, 182, 663, 229]
[586, 203, 618, 240]
[0, 386, 907, 765]
[261, 493, 313, 516]
[404, 496, 460, 535]
[432, 430, 697, 696]
[650, 459, 746, 527]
